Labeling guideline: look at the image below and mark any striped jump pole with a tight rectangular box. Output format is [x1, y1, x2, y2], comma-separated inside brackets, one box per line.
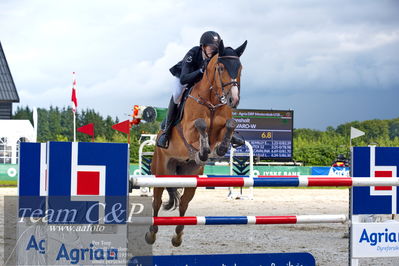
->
[130, 214, 347, 226]
[130, 175, 399, 188]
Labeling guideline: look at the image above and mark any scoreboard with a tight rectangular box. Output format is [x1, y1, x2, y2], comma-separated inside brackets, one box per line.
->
[232, 109, 293, 160]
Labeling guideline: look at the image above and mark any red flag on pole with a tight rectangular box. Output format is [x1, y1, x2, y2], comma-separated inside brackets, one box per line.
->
[71, 72, 78, 112]
[77, 123, 94, 136]
[112, 120, 131, 135]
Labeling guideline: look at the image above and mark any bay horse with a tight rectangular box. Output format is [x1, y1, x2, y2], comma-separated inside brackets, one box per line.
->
[147, 40, 247, 247]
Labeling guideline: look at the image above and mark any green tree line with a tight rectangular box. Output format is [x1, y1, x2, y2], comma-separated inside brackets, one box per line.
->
[294, 118, 399, 165]
[13, 106, 399, 165]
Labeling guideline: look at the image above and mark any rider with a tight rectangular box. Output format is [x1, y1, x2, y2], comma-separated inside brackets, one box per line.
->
[156, 31, 245, 149]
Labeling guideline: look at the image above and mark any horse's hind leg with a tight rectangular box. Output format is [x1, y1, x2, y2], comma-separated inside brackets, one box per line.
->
[194, 118, 210, 162]
[145, 187, 164, 245]
[216, 119, 237, 156]
[172, 187, 196, 247]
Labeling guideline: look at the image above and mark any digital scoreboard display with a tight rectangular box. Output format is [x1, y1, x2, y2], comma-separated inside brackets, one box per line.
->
[232, 109, 293, 160]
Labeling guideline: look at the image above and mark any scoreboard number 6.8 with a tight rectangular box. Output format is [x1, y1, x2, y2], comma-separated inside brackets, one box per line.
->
[261, 131, 272, 139]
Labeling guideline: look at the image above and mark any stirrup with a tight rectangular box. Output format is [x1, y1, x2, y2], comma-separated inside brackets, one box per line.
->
[156, 133, 169, 149]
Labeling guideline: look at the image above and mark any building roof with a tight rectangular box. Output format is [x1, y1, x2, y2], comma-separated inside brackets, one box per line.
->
[0, 120, 35, 141]
[0, 41, 19, 102]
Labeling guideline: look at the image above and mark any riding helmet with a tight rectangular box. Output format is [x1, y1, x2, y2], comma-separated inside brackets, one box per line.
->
[200, 31, 221, 48]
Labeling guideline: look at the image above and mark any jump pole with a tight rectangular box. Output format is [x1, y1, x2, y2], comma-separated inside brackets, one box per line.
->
[131, 175, 399, 188]
[130, 214, 347, 226]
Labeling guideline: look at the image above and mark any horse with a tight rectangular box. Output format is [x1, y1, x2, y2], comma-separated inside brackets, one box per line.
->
[147, 40, 247, 247]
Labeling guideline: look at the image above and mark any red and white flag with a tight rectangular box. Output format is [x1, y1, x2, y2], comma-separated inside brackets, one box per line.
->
[71, 72, 78, 112]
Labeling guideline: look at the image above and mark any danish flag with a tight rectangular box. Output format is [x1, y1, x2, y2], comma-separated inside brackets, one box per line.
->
[71, 72, 78, 113]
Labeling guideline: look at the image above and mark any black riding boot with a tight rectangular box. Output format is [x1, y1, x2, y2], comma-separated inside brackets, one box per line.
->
[231, 132, 245, 148]
[157, 97, 178, 149]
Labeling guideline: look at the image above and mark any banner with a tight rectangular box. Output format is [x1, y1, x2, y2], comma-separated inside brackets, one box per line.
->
[16, 142, 129, 265]
[352, 221, 399, 258]
[311, 167, 350, 177]
[0, 164, 18, 181]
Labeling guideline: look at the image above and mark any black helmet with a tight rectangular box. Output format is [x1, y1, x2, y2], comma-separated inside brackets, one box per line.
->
[200, 31, 221, 48]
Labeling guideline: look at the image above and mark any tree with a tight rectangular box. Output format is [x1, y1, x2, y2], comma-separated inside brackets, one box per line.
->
[13, 105, 398, 166]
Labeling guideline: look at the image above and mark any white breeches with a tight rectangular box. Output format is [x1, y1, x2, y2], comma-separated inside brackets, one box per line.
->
[172, 78, 186, 104]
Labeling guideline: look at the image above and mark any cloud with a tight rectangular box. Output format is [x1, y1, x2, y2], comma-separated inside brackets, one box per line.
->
[1, 0, 398, 129]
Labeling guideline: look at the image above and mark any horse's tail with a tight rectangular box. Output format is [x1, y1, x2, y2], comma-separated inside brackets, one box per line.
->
[163, 188, 180, 210]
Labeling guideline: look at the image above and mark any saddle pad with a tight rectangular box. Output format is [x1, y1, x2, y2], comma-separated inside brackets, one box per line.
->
[172, 86, 194, 127]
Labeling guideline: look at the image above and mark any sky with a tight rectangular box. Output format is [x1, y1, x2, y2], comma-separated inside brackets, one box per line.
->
[1, 0, 398, 130]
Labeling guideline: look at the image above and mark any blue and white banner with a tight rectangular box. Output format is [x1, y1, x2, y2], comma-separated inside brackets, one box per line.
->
[352, 146, 399, 215]
[311, 166, 350, 177]
[130, 252, 316, 266]
[47, 142, 128, 224]
[19, 142, 129, 224]
[18, 142, 47, 217]
[17, 142, 130, 265]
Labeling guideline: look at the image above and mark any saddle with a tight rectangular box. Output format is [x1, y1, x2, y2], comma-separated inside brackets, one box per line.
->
[160, 87, 193, 130]
[173, 87, 193, 127]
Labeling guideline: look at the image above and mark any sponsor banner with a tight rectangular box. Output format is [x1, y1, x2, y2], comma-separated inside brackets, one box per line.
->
[311, 167, 350, 177]
[17, 217, 128, 265]
[0, 163, 18, 181]
[131, 164, 312, 176]
[5, 196, 153, 265]
[129, 252, 315, 266]
[254, 166, 311, 176]
[352, 147, 399, 215]
[15, 142, 132, 265]
[352, 221, 399, 258]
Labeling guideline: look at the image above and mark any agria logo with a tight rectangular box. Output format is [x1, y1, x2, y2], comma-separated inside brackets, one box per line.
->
[359, 228, 399, 247]
[19, 142, 129, 224]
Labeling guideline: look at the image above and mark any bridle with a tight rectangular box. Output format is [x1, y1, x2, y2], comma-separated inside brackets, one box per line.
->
[186, 55, 241, 136]
[215, 55, 240, 104]
[188, 55, 241, 109]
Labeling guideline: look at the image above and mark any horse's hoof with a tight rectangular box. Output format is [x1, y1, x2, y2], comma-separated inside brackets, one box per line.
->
[195, 153, 207, 165]
[216, 146, 228, 156]
[145, 231, 156, 245]
[172, 235, 183, 247]
[226, 119, 237, 129]
[199, 152, 208, 161]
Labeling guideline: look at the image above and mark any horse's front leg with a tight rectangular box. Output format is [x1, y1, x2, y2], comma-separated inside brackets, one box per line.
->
[194, 118, 210, 163]
[216, 119, 237, 156]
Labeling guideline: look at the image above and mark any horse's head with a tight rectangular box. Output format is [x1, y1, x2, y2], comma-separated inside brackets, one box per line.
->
[206, 40, 247, 108]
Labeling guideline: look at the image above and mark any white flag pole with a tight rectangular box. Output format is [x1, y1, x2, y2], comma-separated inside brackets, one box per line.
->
[32, 107, 38, 142]
[73, 111, 76, 142]
[71, 72, 78, 142]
